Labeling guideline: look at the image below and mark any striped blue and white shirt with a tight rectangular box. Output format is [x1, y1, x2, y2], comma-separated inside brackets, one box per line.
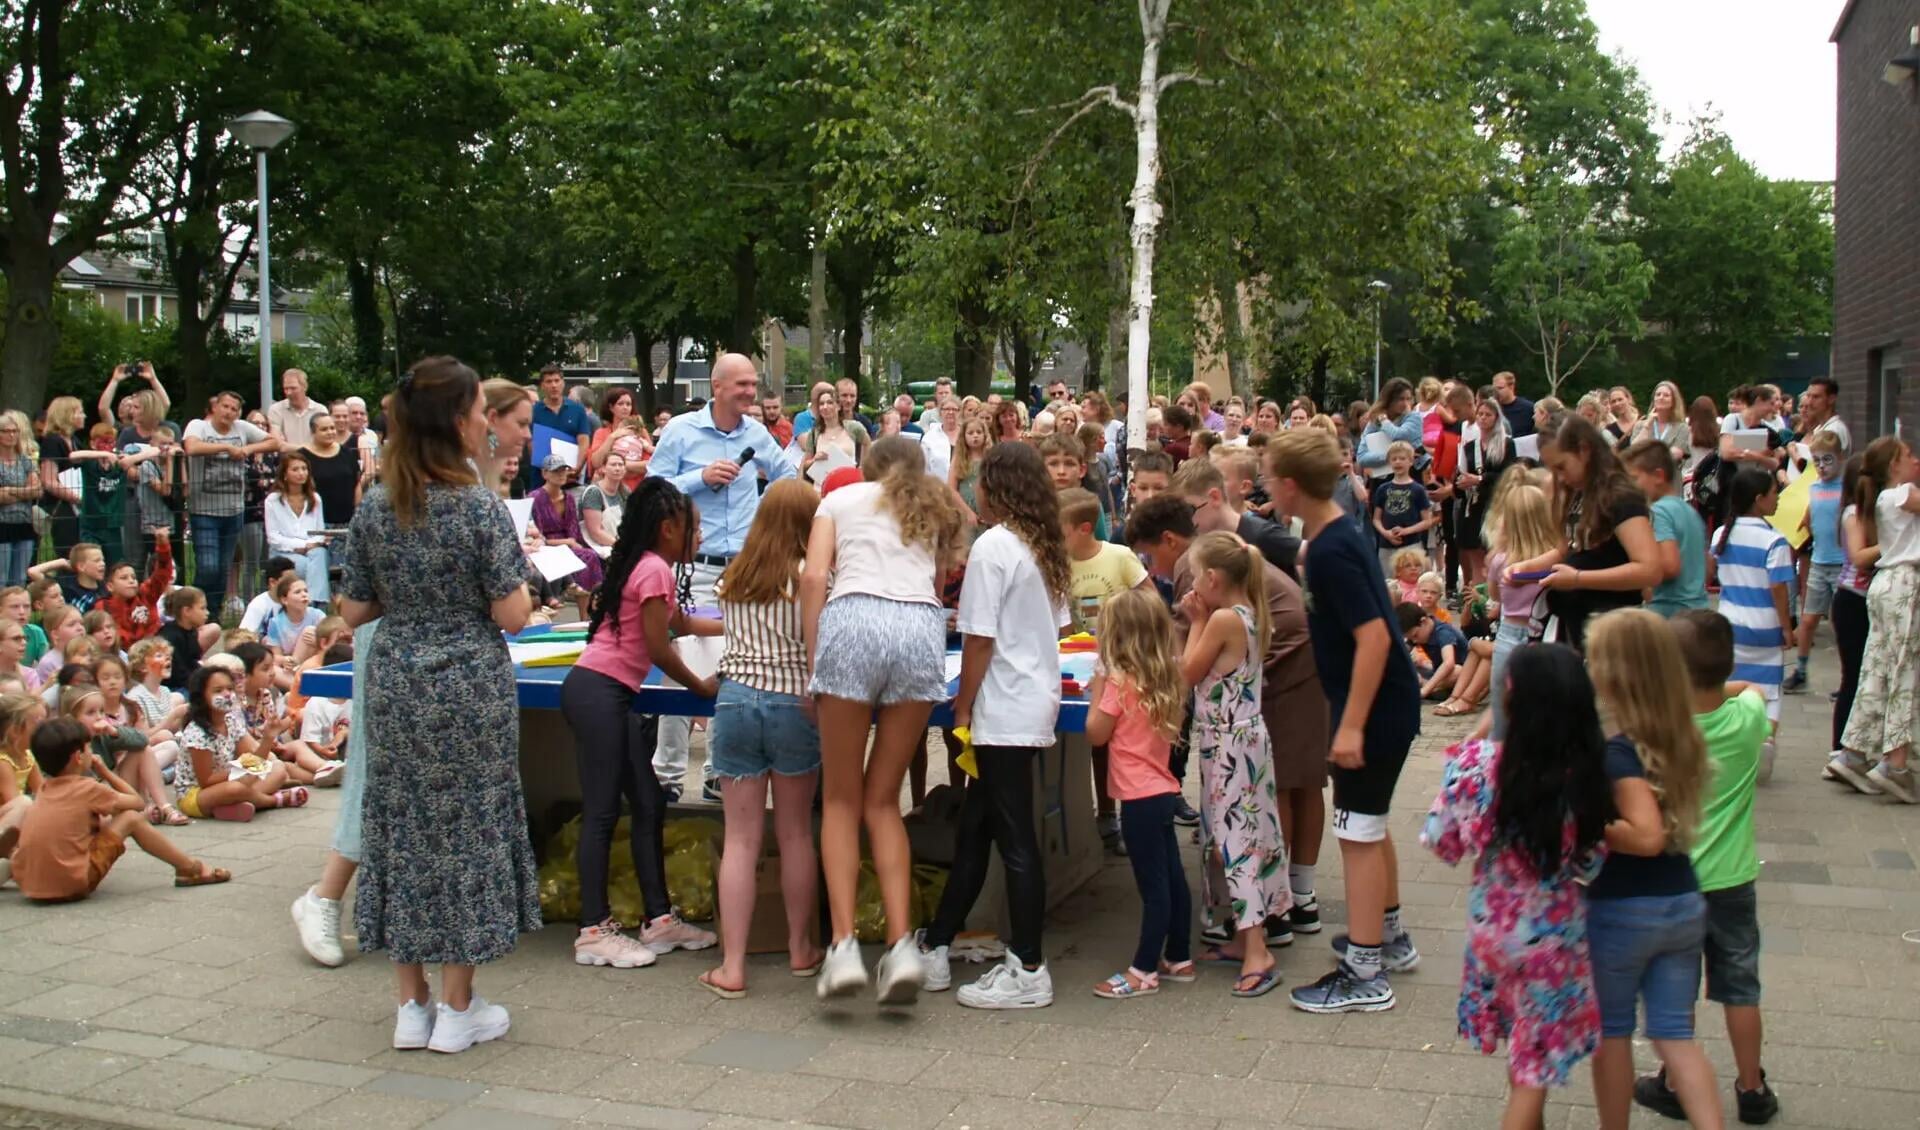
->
[1713, 516, 1793, 697]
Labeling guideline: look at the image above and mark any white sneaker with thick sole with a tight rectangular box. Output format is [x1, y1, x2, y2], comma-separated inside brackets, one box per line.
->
[1869, 762, 1919, 804]
[392, 999, 434, 1050]
[427, 997, 510, 1053]
[917, 930, 952, 992]
[291, 889, 345, 968]
[816, 936, 868, 1000]
[957, 954, 1053, 1010]
[875, 935, 926, 1004]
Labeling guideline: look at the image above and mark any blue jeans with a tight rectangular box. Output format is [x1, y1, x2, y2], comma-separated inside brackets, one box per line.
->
[0, 538, 34, 588]
[708, 680, 819, 779]
[188, 512, 245, 614]
[1588, 892, 1707, 1039]
[1488, 621, 1530, 741]
[1120, 792, 1192, 973]
[285, 546, 331, 606]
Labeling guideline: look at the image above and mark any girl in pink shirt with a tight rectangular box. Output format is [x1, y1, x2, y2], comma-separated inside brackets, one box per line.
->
[561, 478, 722, 969]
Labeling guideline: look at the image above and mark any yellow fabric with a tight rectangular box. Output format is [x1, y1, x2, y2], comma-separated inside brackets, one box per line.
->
[1768, 471, 1812, 550]
[951, 726, 978, 779]
[1067, 543, 1148, 633]
[3, 748, 29, 795]
[177, 787, 204, 820]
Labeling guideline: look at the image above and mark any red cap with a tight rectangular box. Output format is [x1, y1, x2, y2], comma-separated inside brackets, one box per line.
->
[820, 467, 864, 497]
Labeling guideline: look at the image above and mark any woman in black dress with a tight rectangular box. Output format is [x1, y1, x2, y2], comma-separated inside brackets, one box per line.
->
[302, 412, 366, 529]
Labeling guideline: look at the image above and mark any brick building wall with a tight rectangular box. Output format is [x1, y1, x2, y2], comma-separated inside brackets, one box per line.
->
[1834, 0, 1920, 442]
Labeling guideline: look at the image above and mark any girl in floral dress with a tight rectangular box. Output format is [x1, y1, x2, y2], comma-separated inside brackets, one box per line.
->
[1423, 643, 1613, 1129]
[1177, 531, 1289, 998]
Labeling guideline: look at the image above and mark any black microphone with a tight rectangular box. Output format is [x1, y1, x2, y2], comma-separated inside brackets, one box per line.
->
[738, 446, 756, 465]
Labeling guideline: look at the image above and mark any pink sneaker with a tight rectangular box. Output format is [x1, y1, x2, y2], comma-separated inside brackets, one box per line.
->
[641, 912, 716, 954]
[574, 921, 657, 968]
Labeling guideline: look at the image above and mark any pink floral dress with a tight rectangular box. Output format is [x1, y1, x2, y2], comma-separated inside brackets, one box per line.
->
[1422, 739, 1603, 1087]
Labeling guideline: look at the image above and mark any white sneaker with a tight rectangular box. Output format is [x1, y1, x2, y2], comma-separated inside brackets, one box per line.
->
[956, 954, 1054, 1010]
[816, 936, 868, 1000]
[1828, 750, 1882, 795]
[1756, 739, 1775, 786]
[427, 996, 510, 1053]
[917, 930, 951, 992]
[292, 889, 345, 968]
[874, 935, 925, 1004]
[393, 999, 434, 1049]
[1869, 762, 1919, 804]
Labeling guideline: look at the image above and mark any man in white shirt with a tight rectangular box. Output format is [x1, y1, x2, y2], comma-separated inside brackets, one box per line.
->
[1798, 376, 1851, 454]
[266, 369, 327, 448]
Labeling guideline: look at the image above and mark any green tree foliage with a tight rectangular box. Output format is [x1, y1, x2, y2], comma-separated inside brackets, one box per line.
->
[1633, 122, 1833, 390]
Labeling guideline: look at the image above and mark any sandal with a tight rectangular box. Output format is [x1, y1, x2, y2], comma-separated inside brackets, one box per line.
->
[1199, 945, 1243, 964]
[144, 803, 164, 825]
[790, 953, 824, 978]
[1093, 969, 1159, 999]
[274, 787, 309, 808]
[1433, 702, 1465, 717]
[158, 804, 191, 826]
[698, 969, 746, 1000]
[174, 862, 232, 888]
[1231, 966, 1282, 998]
[1157, 959, 1198, 983]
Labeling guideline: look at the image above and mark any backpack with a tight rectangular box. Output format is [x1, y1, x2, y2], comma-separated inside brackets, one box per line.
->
[1689, 450, 1723, 516]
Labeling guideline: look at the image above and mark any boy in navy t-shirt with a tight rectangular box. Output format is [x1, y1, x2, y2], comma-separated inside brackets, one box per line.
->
[1264, 429, 1423, 1015]
[1396, 603, 1466, 700]
[1368, 441, 1435, 578]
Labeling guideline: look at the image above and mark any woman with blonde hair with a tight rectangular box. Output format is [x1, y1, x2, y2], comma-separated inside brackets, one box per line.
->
[803, 434, 963, 1002]
[1631, 382, 1687, 465]
[799, 381, 869, 477]
[0, 412, 42, 587]
[40, 396, 85, 557]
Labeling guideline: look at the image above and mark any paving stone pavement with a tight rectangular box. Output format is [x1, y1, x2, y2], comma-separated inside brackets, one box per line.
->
[2, 640, 1916, 1130]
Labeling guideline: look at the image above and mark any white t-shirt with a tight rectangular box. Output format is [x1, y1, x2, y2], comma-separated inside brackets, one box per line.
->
[1876, 484, 1920, 569]
[956, 526, 1071, 747]
[919, 426, 955, 484]
[239, 592, 280, 634]
[300, 696, 350, 746]
[818, 481, 941, 607]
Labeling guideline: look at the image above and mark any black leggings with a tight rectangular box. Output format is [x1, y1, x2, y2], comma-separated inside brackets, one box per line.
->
[561, 665, 669, 927]
[1832, 587, 1870, 750]
[924, 744, 1046, 966]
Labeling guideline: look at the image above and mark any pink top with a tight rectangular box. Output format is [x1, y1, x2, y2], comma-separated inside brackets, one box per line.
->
[1098, 677, 1179, 801]
[1490, 551, 1544, 621]
[575, 552, 676, 692]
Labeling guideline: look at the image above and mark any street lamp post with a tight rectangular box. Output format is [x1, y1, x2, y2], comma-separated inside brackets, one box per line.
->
[227, 111, 295, 412]
[1367, 278, 1391, 402]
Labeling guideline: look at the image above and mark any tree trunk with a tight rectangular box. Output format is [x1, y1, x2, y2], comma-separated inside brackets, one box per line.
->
[1083, 331, 1104, 392]
[953, 294, 992, 399]
[1122, 3, 1169, 460]
[808, 242, 827, 382]
[728, 240, 759, 355]
[631, 328, 657, 418]
[1010, 325, 1034, 405]
[345, 258, 385, 378]
[837, 278, 865, 397]
[0, 253, 60, 412]
[1309, 349, 1331, 414]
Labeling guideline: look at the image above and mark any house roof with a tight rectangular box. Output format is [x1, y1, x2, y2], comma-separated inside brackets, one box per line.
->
[62, 249, 168, 290]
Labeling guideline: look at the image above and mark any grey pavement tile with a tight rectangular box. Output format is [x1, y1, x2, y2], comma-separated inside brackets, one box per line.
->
[9, 983, 149, 1023]
[578, 1101, 710, 1129]
[170, 1043, 286, 1075]
[1287, 1083, 1433, 1129]
[87, 993, 231, 1036]
[170, 1007, 320, 1049]
[473, 1043, 620, 1093]
[1869, 848, 1916, 870]
[914, 1050, 1057, 1099]
[288, 1090, 451, 1130]
[935, 1094, 1089, 1130]
[1134, 1031, 1268, 1078]
[0, 1014, 92, 1045]
[686, 1068, 845, 1119]
[265, 1016, 393, 1064]
[1159, 1073, 1301, 1120]
[487, 1004, 625, 1049]
[794, 1040, 943, 1084]
[1010, 1021, 1149, 1066]
[804, 1080, 963, 1130]
[1762, 860, 1833, 885]
[365, 1071, 487, 1104]
[602, 1018, 726, 1062]
[36, 954, 177, 990]
[420, 1106, 563, 1130]
[272, 1056, 384, 1088]
[73, 1030, 187, 1058]
[1756, 827, 1820, 845]
[1424, 1095, 1578, 1130]
[682, 1029, 828, 1072]
[180, 1077, 344, 1127]
[1379, 1049, 1513, 1098]
[0, 974, 62, 1008]
[73, 1058, 236, 1112]
[1089, 1111, 1222, 1130]
[471, 1084, 600, 1119]
[1032, 1062, 1181, 1111]
[581, 1059, 727, 1105]
[0, 1045, 139, 1097]
[360, 1038, 513, 1077]
[0, 1034, 56, 1062]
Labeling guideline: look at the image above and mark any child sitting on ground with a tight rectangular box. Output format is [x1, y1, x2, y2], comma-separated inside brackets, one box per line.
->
[173, 664, 306, 821]
[92, 654, 181, 803]
[298, 643, 354, 761]
[239, 556, 298, 634]
[0, 586, 48, 667]
[1398, 603, 1465, 701]
[32, 607, 84, 684]
[84, 610, 121, 662]
[62, 684, 180, 825]
[1635, 611, 1780, 1123]
[1414, 571, 1453, 624]
[28, 542, 108, 614]
[155, 587, 212, 692]
[1387, 548, 1428, 606]
[0, 694, 47, 886]
[10, 718, 228, 900]
[125, 638, 186, 740]
[232, 642, 340, 787]
[262, 574, 326, 656]
[98, 530, 172, 650]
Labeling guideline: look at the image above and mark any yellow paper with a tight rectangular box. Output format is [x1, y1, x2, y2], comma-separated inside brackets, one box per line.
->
[951, 725, 978, 779]
[1767, 471, 1811, 550]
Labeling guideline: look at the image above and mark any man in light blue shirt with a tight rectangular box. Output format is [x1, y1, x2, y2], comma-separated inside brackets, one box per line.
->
[646, 352, 795, 796]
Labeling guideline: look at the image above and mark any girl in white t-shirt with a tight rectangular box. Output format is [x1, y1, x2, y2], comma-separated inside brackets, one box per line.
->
[802, 435, 962, 1004]
[917, 442, 1073, 1010]
[1836, 437, 1920, 801]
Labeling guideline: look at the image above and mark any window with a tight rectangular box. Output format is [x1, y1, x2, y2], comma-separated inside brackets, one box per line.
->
[574, 340, 601, 364]
[1871, 347, 1903, 440]
[282, 313, 310, 344]
[124, 293, 163, 324]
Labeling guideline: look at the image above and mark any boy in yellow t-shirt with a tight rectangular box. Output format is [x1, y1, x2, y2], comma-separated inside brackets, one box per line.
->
[1060, 488, 1151, 856]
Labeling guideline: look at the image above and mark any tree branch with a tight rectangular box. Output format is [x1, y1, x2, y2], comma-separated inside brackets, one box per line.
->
[1017, 85, 1135, 197]
[1156, 71, 1214, 95]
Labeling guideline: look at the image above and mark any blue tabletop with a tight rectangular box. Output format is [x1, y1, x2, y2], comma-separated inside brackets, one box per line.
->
[298, 623, 1090, 731]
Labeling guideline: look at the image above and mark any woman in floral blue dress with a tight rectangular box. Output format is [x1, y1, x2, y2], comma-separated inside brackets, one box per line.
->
[1178, 532, 1289, 998]
[342, 356, 539, 1056]
[1422, 644, 1613, 1128]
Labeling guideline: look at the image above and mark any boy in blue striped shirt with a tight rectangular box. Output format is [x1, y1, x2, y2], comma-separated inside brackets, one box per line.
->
[1712, 469, 1794, 732]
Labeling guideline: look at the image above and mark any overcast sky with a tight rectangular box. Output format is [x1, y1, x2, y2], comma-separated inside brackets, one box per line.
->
[1585, 0, 1838, 182]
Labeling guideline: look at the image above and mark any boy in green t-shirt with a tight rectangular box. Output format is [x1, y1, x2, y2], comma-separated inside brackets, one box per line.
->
[1641, 611, 1778, 1124]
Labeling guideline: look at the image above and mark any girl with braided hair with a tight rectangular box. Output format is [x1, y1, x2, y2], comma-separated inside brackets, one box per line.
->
[563, 476, 723, 969]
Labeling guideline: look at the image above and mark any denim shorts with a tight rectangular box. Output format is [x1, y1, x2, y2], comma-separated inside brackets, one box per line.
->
[807, 593, 949, 705]
[1804, 561, 1842, 617]
[1588, 891, 1707, 1039]
[1702, 882, 1762, 1007]
[708, 679, 821, 780]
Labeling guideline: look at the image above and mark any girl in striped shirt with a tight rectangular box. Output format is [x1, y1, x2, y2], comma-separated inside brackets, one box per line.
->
[701, 479, 826, 998]
[1712, 469, 1793, 726]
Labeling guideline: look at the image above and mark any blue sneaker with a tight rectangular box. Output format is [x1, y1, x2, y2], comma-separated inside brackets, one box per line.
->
[1330, 932, 1420, 972]
[1289, 963, 1395, 1014]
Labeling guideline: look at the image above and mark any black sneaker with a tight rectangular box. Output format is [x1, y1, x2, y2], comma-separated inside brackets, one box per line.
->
[1288, 894, 1322, 934]
[1172, 799, 1200, 827]
[1200, 916, 1293, 948]
[1737, 1072, 1779, 1125]
[1782, 669, 1808, 695]
[1633, 1069, 1686, 1121]
[700, 778, 722, 804]
[661, 783, 683, 804]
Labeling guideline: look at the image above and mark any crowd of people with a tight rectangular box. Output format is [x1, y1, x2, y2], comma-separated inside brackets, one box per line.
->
[0, 351, 1913, 1128]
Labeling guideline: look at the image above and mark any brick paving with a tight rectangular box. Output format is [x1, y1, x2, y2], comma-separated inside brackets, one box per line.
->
[2, 640, 1917, 1129]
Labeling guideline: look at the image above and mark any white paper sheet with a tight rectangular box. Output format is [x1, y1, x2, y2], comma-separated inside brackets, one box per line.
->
[528, 545, 586, 582]
[507, 640, 585, 666]
[805, 439, 855, 484]
[503, 498, 534, 538]
[660, 634, 724, 689]
[1728, 429, 1770, 452]
[550, 438, 580, 469]
[1514, 435, 1540, 461]
[1361, 432, 1391, 459]
[57, 468, 82, 493]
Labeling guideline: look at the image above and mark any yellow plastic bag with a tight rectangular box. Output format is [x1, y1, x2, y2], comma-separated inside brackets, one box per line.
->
[951, 726, 978, 779]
